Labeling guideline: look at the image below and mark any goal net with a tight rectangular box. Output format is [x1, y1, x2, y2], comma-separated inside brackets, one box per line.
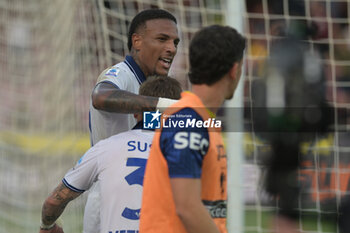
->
[0, 0, 109, 232]
[0, 0, 226, 232]
[243, 0, 350, 232]
[1, 0, 347, 232]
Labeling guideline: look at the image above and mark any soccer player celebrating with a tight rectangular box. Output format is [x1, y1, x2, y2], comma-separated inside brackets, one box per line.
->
[39, 76, 182, 233]
[139, 25, 246, 233]
[90, 8, 180, 145]
[87, 9, 180, 233]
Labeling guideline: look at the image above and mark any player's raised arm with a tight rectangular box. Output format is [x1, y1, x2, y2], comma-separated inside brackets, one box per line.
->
[92, 82, 176, 113]
[39, 182, 81, 233]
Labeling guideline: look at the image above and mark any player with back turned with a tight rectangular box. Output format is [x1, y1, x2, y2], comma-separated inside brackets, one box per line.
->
[139, 25, 246, 233]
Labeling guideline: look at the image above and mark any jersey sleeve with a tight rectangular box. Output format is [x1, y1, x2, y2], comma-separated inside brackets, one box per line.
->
[159, 108, 209, 178]
[63, 144, 102, 192]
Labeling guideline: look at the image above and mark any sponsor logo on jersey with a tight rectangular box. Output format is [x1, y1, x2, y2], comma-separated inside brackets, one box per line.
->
[143, 110, 161, 129]
[105, 68, 120, 77]
[174, 132, 209, 155]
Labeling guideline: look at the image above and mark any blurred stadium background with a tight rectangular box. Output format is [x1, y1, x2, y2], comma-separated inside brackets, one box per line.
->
[1, 0, 350, 232]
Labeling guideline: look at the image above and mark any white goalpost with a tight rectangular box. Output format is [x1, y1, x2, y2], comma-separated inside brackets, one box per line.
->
[225, 0, 246, 232]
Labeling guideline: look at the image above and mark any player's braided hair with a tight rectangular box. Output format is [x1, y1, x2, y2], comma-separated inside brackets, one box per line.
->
[189, 25, 246, 85]
[128, 9, 177, 51]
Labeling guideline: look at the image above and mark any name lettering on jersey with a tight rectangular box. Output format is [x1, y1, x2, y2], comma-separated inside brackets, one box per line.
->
[174, 132, 209, 155]
[105, 68, 120, 77]
[203, 200, 227, 218]
[127, 141, 151, 152]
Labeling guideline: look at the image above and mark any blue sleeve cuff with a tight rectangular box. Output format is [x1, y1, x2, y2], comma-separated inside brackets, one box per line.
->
[62, 178, 85, 193]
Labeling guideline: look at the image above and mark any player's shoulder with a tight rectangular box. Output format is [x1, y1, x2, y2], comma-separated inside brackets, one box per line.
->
[96, 61, 132, 83]
[97, 131, 130, 146]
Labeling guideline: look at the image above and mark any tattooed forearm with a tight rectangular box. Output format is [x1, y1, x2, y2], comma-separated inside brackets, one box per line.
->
[41, 182, 81, 225]
[92, 82, 159, 113]
[105, 90, 158, 113]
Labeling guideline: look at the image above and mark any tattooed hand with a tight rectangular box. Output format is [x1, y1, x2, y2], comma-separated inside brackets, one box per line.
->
[40, 182, 81, 233]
